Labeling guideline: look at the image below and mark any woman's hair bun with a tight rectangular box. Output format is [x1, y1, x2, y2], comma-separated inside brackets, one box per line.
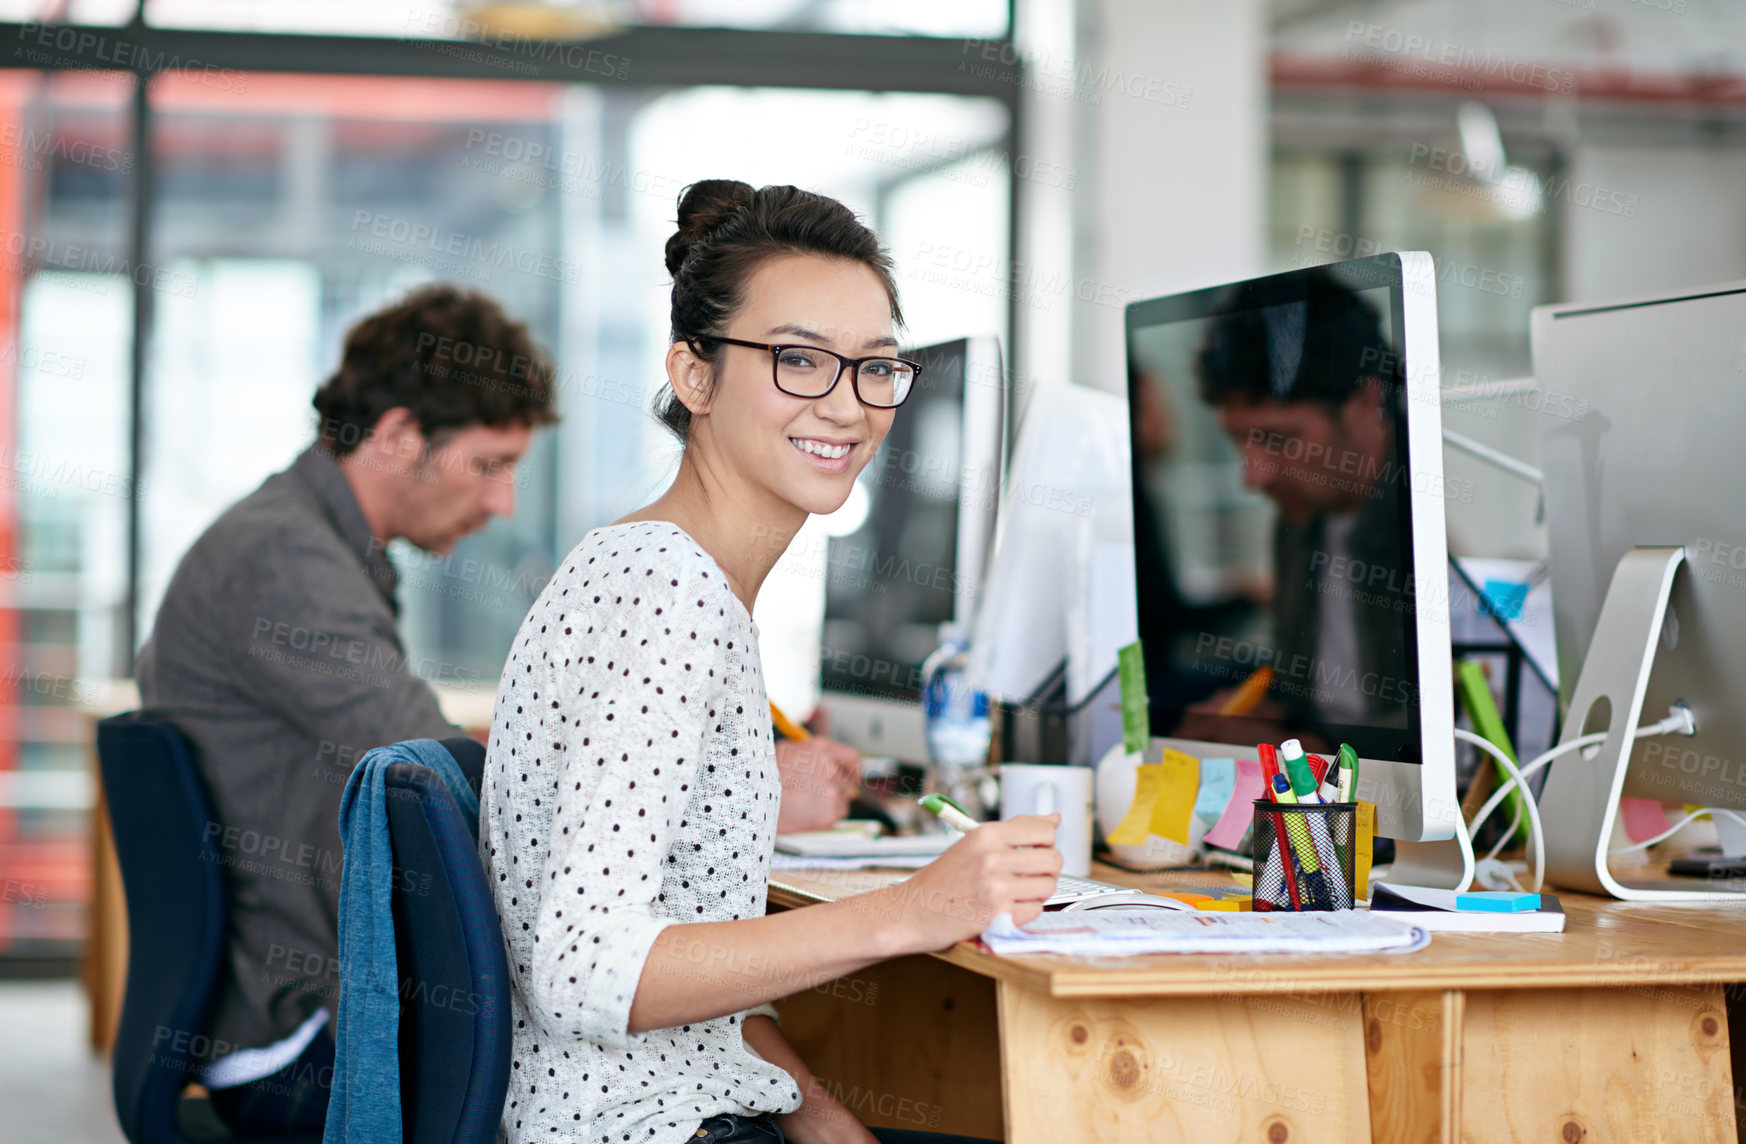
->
[665, 179, 755, 276]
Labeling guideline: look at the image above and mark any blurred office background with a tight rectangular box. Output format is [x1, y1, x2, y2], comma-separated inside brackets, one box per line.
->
[2, 0, 1743, 1136]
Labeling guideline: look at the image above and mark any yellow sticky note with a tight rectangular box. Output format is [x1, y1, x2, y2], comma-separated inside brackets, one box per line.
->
[1355, 801, 1377, 900]
[1146, 748, 1199, 845]
[1106, 765, 1163, 846]
[1231, 872, 1253, 888]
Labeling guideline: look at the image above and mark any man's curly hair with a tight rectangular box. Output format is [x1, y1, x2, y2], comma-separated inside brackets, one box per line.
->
[312, 284, 558, 456]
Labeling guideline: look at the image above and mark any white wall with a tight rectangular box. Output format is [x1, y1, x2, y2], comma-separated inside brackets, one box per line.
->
[1564, 144, 1746, 304]
[1072, 0, 1267, 396]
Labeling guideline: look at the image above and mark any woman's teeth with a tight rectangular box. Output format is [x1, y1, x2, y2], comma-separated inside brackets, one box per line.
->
[792, 439, 851, 460]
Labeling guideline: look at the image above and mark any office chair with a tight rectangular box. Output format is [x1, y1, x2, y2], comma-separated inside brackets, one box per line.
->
[96, 712, 320, 1144]
[384, 738, 511, 1144]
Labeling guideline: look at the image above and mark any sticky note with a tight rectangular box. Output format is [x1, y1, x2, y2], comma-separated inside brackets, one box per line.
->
[1355, 801, 1376, 900]
[1619, 797, 1671, 843]
[1481, 578, 1530, 622]
[1202, 896, 1252, 911]
[1230, 872, 1253, 888]
[1456, 891, 1541, 912]
[1118, 641, 1149, 757]
[1106, 764, 1162, 846]
[1204, 759, 1265, 850]
[1147, 748, 1199, 845]
[1194, 759, 1236, 827]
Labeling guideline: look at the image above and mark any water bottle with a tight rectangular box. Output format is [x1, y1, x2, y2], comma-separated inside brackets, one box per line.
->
[920, 622, 993, 819]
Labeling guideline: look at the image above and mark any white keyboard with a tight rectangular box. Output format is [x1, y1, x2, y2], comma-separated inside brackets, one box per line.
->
[1047, 874, 1143, 905]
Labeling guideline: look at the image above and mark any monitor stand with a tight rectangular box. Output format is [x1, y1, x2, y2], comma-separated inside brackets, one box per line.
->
[1388, 828, 1476, 892]
[1541, 546, 1746, 901]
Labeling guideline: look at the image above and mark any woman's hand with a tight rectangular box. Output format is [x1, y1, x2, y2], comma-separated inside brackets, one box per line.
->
[774, 735, 861, 833]
[868, 814, 1062, 955]
[776, 1081, 880, 1144]
[744, 1015, 877, 1144]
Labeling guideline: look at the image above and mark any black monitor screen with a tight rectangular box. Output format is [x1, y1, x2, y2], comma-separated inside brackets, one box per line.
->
[819, 339, 972, 702]
[1125, 258, 1424, 762]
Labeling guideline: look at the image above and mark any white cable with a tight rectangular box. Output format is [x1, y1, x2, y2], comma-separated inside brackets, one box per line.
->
[1609, 807, 1746, 855]
[1454, 729, 1547, 892]
[1467, 705, 1695, 844]
[1457, 705, 1697, 893]
[1469, 733, 1602, 859]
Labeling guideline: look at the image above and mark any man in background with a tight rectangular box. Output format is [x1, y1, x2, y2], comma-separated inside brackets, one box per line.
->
[137, 284, 559, 1136]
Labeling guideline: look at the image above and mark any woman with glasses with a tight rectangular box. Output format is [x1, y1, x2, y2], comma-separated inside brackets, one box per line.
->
[480, 180, 1060, 1144]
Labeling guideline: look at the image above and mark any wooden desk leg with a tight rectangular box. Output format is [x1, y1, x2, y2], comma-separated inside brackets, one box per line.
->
[83, 774, 127, 1054]
[996, 984, 1370, 1143]
[773, 954, 1005, 1140]
[1366, 987, 1735, 1143]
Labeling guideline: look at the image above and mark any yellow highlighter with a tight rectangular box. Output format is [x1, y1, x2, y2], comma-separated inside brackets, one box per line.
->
[770, 702, 811, 742]
[1218, 665, 1273, 717]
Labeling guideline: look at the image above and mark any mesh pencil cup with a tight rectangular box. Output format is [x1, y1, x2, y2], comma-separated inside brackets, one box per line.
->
[1250, 801, 1358, 912]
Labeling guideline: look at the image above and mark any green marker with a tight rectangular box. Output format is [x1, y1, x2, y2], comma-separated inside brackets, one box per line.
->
[1278, 738, 1320, 803]
[1337, 743, 1359, 803]
[920, 793, 980, 833]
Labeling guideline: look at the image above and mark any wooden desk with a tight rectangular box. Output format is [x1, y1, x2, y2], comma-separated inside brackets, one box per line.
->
[769, 865, 1746, 1143]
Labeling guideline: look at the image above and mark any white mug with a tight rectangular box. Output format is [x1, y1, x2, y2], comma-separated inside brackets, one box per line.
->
[999, 763, 1094, 877]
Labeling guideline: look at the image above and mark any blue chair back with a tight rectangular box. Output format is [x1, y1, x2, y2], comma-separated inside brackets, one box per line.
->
[384, 739, 510, 1144]
[98, 712, 319, 1144]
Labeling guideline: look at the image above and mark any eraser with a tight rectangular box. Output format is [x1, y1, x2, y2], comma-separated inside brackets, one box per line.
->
[1455, 891, 1540, 913]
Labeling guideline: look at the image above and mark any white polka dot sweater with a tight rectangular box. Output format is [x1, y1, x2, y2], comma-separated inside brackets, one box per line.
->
[480, 522, 803, 1143]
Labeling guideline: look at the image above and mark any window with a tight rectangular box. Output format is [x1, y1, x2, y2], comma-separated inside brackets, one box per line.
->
[0, 70, 134, 956]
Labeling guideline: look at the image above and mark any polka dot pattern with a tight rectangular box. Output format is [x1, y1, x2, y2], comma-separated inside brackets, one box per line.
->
[478, 521, 801, 1143]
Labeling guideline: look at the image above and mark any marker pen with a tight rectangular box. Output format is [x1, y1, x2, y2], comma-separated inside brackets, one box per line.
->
[1279, 738, 1321, 803]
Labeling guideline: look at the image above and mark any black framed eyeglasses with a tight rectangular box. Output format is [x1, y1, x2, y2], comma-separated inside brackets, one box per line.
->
[688, 335, 920, 409]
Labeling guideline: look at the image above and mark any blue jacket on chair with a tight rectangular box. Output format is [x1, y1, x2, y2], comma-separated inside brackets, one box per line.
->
[325, 739, 479, 1144]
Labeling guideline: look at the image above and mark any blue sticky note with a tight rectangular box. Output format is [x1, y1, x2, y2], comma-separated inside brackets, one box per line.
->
[1480, 578, 1530, 622]
[1456, 891, 1540, 913]
[1193, 758, 1236, 828]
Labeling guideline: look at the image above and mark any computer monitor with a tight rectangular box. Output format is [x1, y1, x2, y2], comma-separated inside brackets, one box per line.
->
[1534, 280, 1746, 900]
[816, 336, 1005, 762]
[1125, 253, 1468, 886]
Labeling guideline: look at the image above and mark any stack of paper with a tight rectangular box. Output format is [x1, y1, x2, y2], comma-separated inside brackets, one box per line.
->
[981, 909, 1430, 956]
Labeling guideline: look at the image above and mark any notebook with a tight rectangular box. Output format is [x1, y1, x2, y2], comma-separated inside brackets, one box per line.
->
[1369, 883, 1567, 933]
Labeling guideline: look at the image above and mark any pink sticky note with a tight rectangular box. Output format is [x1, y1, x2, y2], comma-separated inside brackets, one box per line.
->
[1620, 797, 1671, 843]
[1205, 758, 1265, 850]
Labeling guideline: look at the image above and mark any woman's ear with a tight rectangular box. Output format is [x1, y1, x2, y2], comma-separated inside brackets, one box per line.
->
[665, 341, 715, 417]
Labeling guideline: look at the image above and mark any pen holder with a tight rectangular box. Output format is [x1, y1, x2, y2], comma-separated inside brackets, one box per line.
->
[1250, 801, 1358, 912]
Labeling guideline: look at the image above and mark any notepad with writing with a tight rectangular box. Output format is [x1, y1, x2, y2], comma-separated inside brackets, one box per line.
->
[1369, 883, 1567, 933]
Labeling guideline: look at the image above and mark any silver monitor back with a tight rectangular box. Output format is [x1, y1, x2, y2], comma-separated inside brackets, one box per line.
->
[1535, 283, 1746, 819]
[817, 336, 1005, 763]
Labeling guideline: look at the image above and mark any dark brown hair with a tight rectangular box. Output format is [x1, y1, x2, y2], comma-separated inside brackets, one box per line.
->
[311, 284, 558, 457]
[657, 179, 902, 441]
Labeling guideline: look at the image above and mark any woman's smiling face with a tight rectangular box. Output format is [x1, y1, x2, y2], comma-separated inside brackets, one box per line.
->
[681, 252, 900, 517]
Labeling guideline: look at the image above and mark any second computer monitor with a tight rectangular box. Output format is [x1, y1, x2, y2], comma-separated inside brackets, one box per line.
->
[816, 336, 1005, 762]
[1124, 253, 1460, 850]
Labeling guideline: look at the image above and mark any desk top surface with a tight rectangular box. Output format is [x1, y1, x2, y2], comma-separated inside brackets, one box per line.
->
[768, 863, 1746, 998]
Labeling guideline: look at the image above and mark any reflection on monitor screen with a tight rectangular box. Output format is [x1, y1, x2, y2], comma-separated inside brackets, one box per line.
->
[820, 339, 991, 702]
[1128, 268, 1422, 761]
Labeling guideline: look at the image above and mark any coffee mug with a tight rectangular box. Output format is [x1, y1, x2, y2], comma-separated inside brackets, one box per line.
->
[999, 763, 1094, 877]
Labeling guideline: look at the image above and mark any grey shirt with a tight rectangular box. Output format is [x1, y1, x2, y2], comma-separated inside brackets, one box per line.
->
[136, 445, 457, 1058]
